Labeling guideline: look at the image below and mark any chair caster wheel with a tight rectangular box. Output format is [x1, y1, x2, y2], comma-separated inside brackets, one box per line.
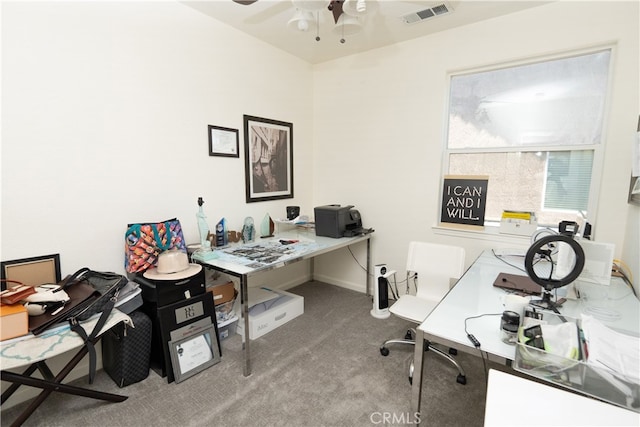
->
[456, 374, 467, 385]
[380, 347, 389, 356]
[449, 348, 458, 356]
[404, 330, 412, 340]
[409, 375, 413, 385]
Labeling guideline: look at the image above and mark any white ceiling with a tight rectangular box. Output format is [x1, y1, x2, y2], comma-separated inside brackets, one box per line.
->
[183, 0, 551, 64]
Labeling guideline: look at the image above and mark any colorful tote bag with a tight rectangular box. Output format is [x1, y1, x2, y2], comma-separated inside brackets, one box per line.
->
[125, 218, 186, 273]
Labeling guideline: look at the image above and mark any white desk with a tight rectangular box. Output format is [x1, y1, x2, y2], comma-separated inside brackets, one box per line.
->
[193, 228, 372, 376]
[485, 369, 640, 426]
[411, 250, 640, 416]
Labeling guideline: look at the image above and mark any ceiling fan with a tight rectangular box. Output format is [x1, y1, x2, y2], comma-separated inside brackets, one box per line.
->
[231, 0, 370, 43]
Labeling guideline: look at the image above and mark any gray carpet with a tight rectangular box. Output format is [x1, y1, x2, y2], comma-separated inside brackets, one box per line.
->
[1, 281, 507, 427]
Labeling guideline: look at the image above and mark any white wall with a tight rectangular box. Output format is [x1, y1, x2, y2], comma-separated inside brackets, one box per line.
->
[2, 0, 638, 411]
[312, 1, 640, 288]
[1, 1, 314, 282]
[1, 0, 314, 408]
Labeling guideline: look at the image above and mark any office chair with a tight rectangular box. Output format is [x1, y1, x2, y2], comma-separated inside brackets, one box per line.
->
[380, 241, 467, 385]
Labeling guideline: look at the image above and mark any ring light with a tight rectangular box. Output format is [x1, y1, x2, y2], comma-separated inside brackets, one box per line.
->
[524, 234, 585, 310]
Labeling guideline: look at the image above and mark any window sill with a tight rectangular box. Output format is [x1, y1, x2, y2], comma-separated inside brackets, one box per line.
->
[432, 223, 534, 245]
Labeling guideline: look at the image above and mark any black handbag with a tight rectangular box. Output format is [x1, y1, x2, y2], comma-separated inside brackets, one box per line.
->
[64, 268, 129, 383]
[27, 268, 129, 382]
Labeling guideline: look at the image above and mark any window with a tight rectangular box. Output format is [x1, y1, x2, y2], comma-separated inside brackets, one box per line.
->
[444, 49, 611, 227]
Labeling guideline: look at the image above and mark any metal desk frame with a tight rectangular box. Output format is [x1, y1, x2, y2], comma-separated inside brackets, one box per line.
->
[195, 229, 372, 377]
[411, 250, 640, 419]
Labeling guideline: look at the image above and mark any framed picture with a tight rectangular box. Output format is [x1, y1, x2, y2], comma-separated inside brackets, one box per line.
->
[1, 254, 61, 291]
[243, 115, 293, 203]
[168, 323, 221, 383]
[208, 125, 239, 158]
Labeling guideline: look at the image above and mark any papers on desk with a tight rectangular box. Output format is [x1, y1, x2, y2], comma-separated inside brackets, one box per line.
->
[581, 314, 640, 384]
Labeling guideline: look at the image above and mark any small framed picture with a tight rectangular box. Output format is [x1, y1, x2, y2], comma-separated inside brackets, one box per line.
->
[168, 323, 221, 383]
[208, 125, 239, 158]
[0, 254, 61, 291]
[243, 115, 293, 203]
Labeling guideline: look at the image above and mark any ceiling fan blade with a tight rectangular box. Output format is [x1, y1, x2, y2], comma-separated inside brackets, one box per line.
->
[233, 0, 259, 5]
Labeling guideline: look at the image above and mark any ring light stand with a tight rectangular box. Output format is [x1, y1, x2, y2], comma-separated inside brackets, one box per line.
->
[524, 234, 585, 313]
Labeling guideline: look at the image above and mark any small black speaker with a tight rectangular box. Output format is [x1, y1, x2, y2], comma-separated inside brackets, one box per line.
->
[286, 206, 300, 220]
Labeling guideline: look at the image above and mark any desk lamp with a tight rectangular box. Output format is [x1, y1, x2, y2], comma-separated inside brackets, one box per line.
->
[524, 222, 585, 312]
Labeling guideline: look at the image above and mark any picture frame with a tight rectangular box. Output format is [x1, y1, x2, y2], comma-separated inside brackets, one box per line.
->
[0, 254, 61, 291]
[208, 125, 239, 158]
[168, 323, 220, 383]
[243, 115, 293, 203]
[628, 175, 640, 206]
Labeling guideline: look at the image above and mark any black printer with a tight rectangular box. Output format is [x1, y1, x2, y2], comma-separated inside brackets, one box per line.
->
[314, 204, 371, 238]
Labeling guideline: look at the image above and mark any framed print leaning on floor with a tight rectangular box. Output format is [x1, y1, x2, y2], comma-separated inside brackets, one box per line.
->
[243, 115, 293, 203]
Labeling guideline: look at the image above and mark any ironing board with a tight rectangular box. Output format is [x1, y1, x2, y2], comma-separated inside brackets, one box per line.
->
[1, 309, 132, 426]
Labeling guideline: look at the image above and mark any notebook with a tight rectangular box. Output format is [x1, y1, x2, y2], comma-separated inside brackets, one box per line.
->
[492, 272, 542, 296]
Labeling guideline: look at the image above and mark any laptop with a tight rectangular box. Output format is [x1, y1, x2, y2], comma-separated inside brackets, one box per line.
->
[492, 272, 542, 296]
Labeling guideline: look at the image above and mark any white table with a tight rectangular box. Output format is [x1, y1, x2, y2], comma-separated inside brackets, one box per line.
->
[485, 369, 640, 426]
[193, 228, 372, 376]
[411, 250, 640, 416]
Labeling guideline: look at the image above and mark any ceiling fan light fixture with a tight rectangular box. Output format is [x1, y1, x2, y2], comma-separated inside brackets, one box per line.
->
[331, 13, 363, 36]
[342, 0, 366, 17]
[291, 0, 330, 12]
[287, 9, 316, 32]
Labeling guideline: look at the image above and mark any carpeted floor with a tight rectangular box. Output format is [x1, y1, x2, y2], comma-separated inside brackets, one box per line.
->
[1, 281, 508, 426]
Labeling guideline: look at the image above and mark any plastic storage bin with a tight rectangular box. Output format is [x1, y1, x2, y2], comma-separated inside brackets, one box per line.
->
[514, 312, 639, 412]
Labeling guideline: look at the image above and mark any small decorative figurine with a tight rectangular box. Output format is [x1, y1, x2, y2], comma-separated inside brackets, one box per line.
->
[215, 218, 228, 247]
[260, 213, 275, 238]
[241, 217, 255, 243]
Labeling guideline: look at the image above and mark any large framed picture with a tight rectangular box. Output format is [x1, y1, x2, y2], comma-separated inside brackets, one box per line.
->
[208, 125, 239, 158]
[243, 115, 293, 203]
[168, 323, 220, 383]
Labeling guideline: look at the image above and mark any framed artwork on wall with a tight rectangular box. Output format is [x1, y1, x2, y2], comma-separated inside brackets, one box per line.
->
[208, 125, 239, 158]
[243, 115, 293, 203]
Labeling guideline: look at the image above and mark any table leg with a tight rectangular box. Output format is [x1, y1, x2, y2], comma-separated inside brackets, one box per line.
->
[240, 273, 251, 377]
[365, 238, 371, 297]
[411, 328, 425, 421]
[1, 371, 127, 401]
[2, 339, 126, 427]
[1, 364, 39, 404]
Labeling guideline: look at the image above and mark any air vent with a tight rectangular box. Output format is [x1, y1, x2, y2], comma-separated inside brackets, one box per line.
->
[402, 2, 453, 25]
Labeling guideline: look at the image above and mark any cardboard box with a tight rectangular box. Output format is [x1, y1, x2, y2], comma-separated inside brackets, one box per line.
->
[236, 289, 304, 340]
[0, 303, 28, 341]
[208, 281, 235, 306]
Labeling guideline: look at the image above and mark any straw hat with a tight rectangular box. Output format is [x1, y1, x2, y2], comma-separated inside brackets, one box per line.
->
[143, 249, 202, 280]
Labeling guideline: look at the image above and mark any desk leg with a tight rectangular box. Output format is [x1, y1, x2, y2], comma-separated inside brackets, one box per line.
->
[411, 328, 425, 422]
[240, 273, 251, 377]
[365, 238, 371, 297]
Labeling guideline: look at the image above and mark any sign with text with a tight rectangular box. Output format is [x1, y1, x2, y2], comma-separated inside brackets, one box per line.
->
[440, 175, 488, 228]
